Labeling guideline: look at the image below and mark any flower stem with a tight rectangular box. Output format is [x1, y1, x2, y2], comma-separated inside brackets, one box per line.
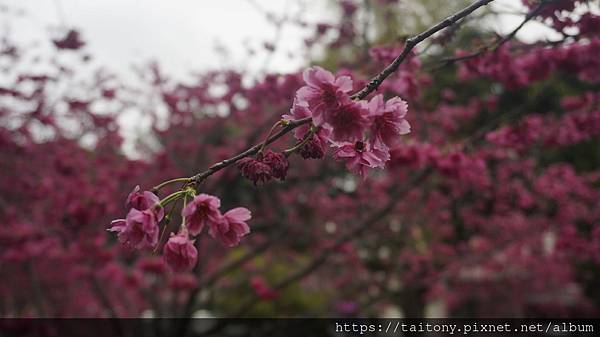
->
[258, 120, 283, 154]
[158, 190, 188, 207]
[154, 200, 179, 253]
[284, 127, 316, 156]
[181, 194, 188, 229]
[152, 177, 192, 193]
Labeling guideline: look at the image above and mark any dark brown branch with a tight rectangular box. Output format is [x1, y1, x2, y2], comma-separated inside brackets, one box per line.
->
[350, 0, 495, 100]
[434, 2, 545, 67]
[192, 117, 312, 186]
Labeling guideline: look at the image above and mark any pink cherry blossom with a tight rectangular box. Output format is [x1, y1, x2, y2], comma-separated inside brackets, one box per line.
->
[163, 233, 198, 272]
[284, 99, 332, 159]
[367, 94, 410, 149]
[209, 207, 251, 247]
[328, 100, 370, 142]
[296, 66, 353, 126]
[332, 140, 389, 178]
[109, 208, 160, 250]
[182, 194, 222, 236]
[125, 185, 160, 211]
[283, 99, 313, 140]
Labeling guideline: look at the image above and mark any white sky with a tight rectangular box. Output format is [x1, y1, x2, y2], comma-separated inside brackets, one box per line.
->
[1, 0, 329, 81]
[0, 0, 562, 82]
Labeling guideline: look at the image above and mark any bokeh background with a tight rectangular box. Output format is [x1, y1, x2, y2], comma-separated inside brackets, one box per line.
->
[1, 0, 600, 324]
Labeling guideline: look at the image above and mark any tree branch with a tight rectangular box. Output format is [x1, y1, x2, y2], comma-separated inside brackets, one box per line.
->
[350, 0, 495, 100]
[191, 117, 312, 186]
[433, 2, 545, 68]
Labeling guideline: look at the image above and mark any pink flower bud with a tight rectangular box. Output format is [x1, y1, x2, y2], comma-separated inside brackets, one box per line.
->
[261, 150, 289, 180]
[299, 137, 326, 159]
[237, 157, 273, 185]
[125, 185, 161, 212]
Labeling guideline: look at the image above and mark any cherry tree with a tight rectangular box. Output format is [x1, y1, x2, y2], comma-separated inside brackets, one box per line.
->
[1, 1, 599, 335]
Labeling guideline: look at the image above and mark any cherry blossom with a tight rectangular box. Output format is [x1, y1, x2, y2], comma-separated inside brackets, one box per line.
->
[209, 207, 252, 247]
[332, 141, 389, 178]
[367, 94, 410, 149]
[182, 194, 222, 236]
[296, 66, 353, 126]
[163, 233, 198, 272]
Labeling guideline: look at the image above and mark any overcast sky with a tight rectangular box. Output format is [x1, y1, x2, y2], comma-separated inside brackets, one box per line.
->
[0, 0, 562, 82]
[0, 0, 330, 81]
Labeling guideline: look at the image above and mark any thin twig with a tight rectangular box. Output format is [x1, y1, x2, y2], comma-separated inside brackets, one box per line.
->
[350, 0, 495, 100]
[191, 116, 312, 186]
[433, 2, 545, 68]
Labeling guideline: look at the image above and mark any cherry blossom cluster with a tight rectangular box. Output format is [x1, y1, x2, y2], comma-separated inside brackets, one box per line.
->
[237, 66, 411, 182]
[106, 65, 411, 272]
[106, 65, 412, 273]
[109, 186, 251, 272]
[294, 66, 410, 177]
[5, 0, 600, 319]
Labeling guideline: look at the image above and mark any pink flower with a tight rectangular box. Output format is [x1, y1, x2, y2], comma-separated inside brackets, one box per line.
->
[182, 194, 222, 236]
[209, 207, 251, 247]
[333, 141, 389, 178]
[296, 66, 353, 126]
[109, 208, 160, 250]
[261, 150, 289, 180]
[283, 99, 313, 140]
[237, 156, 273, 185]
[284, 98, 332, 159]
[367, 94, 410, 149]
[328, 101, 369, 142]
[125, 185, 160, 212]
[163, 233, 198, 272]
